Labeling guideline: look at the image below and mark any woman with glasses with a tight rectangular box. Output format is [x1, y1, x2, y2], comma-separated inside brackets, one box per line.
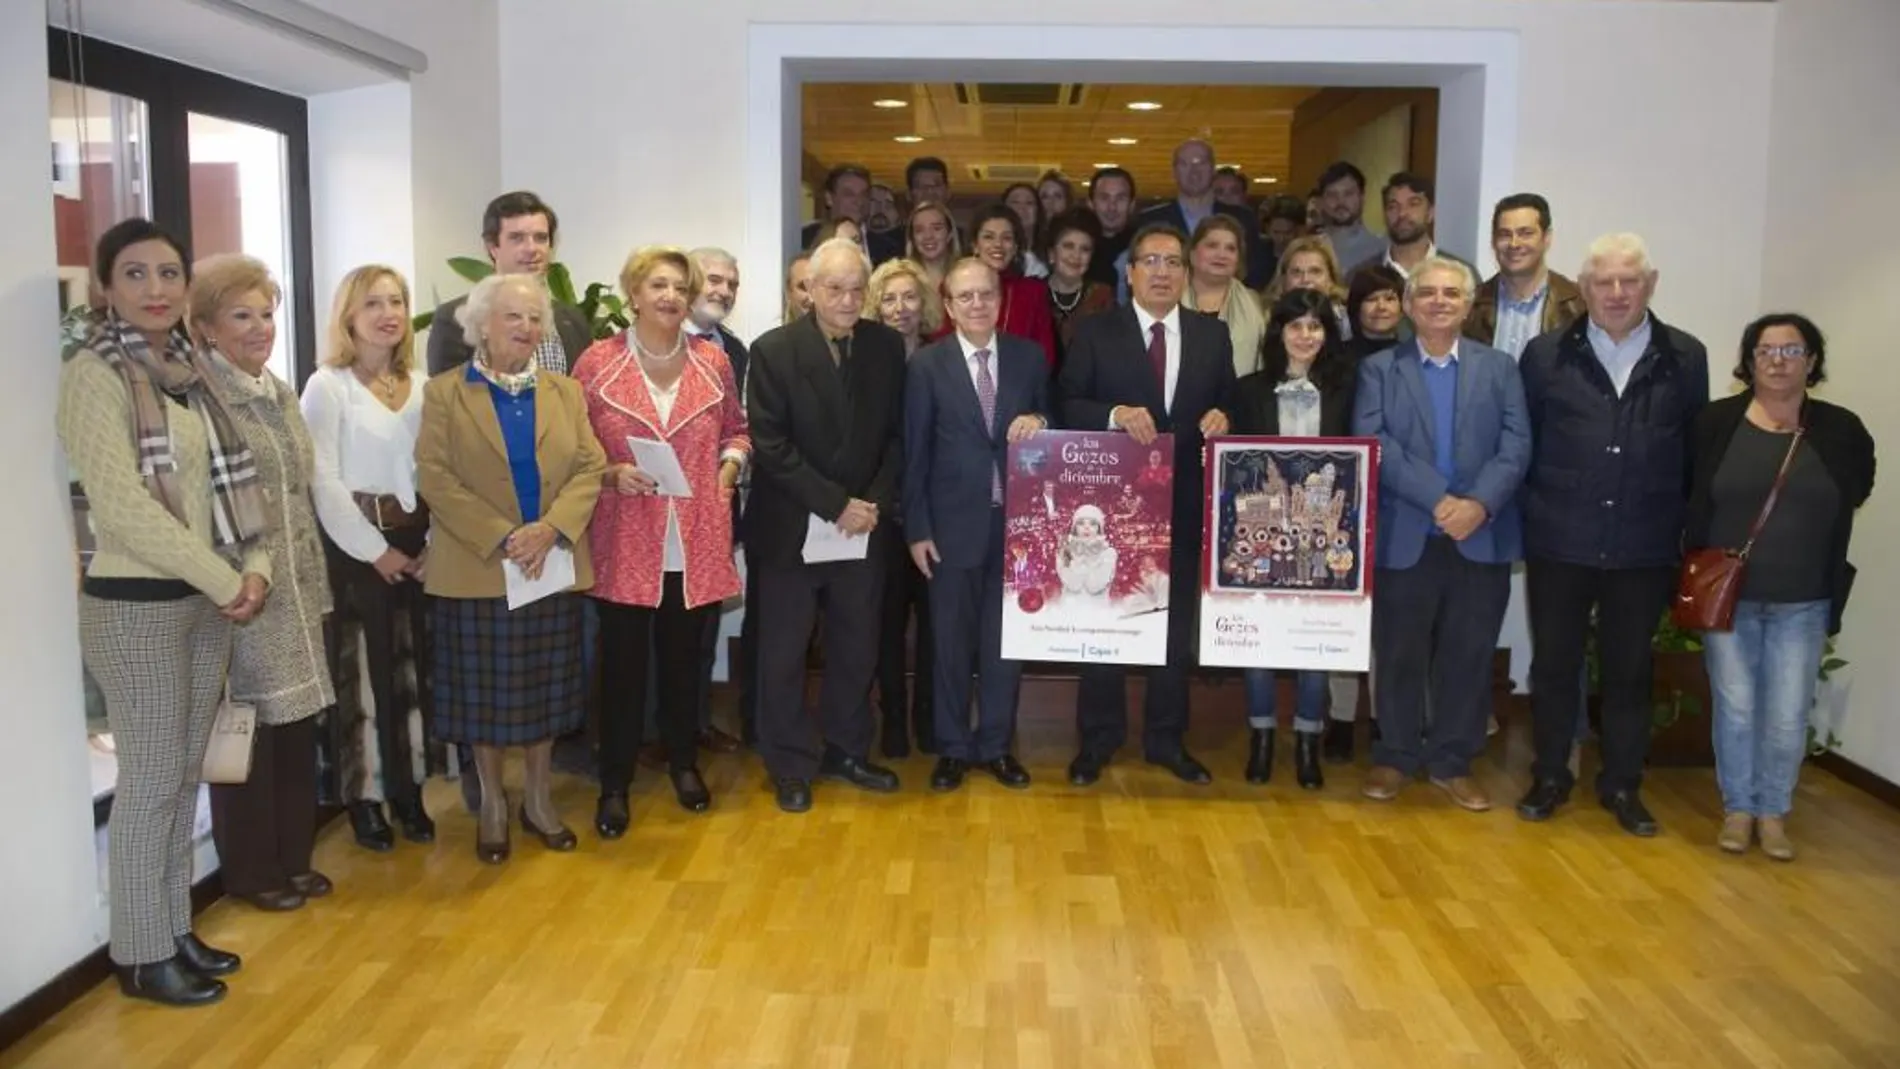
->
[1685, 313, 1874, 861]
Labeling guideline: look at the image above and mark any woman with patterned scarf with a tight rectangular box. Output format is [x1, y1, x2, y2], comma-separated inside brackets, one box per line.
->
[56, 219, 271, 1008]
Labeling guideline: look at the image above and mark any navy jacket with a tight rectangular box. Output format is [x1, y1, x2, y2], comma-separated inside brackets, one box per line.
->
[902, 332, 1050, 569]
[1519, 314, 1708, 569]
[1353, 338, 1531, 569]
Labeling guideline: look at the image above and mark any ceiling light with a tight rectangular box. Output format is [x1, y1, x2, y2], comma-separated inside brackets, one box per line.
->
[1253, 176, 1280, 184]
[1106, 137, 1138, 146]
[893, 135, 923, 143]
[872, 98, 908, 109]
[1093, 162, 1117, 169]
[1126, 101, 1163, 111]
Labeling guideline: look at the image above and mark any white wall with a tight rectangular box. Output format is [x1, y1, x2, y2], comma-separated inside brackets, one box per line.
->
[1, 0, 102, 1013]
[309, 81, 418, 331]
[1759, 0, 1900, 782]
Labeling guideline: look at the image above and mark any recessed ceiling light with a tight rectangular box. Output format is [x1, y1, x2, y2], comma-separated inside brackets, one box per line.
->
[1093, 162, 1117, 169]
[893, 135, 924, 143]
[872, 98, 908, 109]
[1253, 176, 1280, 184]
[1106, 137, 1139, 146]
[1126, 101, 1163, 111]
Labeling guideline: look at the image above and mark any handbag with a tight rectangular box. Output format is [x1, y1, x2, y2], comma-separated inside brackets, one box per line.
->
[200, 684, 258, 784]
[1672, 426, 1804, 633]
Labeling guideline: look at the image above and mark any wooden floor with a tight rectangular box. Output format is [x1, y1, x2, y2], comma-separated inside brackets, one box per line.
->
[9, 681, 1900, 1068]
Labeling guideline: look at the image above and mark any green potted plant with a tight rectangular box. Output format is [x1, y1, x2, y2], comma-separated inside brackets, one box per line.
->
[410, 258, 628, 341]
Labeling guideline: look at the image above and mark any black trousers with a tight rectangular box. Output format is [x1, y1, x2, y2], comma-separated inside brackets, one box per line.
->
[755, 549, 885, 780]
[1527, 559, 1676, 795]
[1075, 544, 1198, 760]
[929, 509, 1021, 761]
[1369, 538, 1511, 779]
[327, 527, 430, 810]
[877, 524, 934, 742]
[736, 542, 762, 743]
[595, 576, 714, 790]
[209, 718, 317, 896]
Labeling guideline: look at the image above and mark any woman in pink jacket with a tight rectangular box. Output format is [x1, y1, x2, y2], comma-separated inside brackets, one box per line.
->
[573, 246, 749, 837]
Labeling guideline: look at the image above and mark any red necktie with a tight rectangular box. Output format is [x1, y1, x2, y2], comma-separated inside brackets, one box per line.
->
[1147, 321, 1167, 398]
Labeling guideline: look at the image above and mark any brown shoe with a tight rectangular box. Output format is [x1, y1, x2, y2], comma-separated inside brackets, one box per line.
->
[1430, 775, 1492, 812]
[1717, 812, 1753, 854]
[636, 743, 668, 770]
[1362, 766, 1407, 801]
[697, 726, 743, 754]
[1758, 817, 1796, 861]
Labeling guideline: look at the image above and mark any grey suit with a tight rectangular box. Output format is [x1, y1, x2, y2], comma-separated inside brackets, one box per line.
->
[425, 294, 592, 377]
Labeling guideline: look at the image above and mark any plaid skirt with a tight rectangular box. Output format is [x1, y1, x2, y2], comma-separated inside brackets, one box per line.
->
[430, 594, 587, 746]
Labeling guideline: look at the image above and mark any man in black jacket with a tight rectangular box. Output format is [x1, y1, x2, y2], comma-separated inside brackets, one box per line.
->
[425, 191, 592, 376]
[1516, 233, 1709, 836]
[746, 238, 907, 813]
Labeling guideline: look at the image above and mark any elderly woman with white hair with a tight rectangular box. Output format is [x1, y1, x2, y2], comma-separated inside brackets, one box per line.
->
[417, 272, 607, 863]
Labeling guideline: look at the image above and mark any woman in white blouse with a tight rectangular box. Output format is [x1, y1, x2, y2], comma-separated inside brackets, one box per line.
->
[301, 265, 433, 851]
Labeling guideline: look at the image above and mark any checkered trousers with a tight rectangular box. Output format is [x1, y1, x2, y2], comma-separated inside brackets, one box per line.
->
[429, 593, 586, 746]
[80, 594, 232, 965]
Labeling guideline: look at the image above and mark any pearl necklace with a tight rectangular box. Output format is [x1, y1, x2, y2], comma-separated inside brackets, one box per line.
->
[632, 330, 685, 363]
[1050, 284, 1083, 314]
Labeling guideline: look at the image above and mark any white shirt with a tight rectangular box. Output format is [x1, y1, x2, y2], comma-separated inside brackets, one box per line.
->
[1129, 302, 1183, 420]
[1586, 315, 1652, 397]
[300, 364, 425, 563]
[1383, 241, 1438, 279]
[1420, 336, 1461, 368]
[640, 364, 688, 573]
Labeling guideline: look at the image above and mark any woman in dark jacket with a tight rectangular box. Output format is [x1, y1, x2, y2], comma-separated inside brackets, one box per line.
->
[1684, 313, 1875, 862]
[1230, 289, 1358, 791]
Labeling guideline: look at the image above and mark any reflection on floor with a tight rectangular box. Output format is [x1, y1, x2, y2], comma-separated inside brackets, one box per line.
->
[8, 681, 1900, 1069]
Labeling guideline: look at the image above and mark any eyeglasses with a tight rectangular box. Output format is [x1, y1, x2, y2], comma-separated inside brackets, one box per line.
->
[1753, 344, 1811, 363]
[1134, 254, 1185, 271]
[950, 289, 999, 306]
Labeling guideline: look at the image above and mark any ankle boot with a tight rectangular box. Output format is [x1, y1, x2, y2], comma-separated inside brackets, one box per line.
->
[1245, 727, 1275, 784]
[1295, 733, 1325, 790]
[347, 801, 394, 852]
[174, 933, 240, 977]
[116, 957, 226, 1007]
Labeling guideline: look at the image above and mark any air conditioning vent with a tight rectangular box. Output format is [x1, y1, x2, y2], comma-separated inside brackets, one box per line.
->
[970, 163, 1057, 183]
[954, 83, 1086, 108]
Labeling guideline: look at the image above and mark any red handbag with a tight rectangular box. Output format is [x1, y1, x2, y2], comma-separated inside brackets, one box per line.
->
[1672, 427, 1804, 633]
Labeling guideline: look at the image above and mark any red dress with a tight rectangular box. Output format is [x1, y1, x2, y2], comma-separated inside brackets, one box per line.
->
[930, 271, 1058, 370]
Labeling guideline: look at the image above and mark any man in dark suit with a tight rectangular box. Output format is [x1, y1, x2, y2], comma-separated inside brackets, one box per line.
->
[1133, 140, 1274, 289]
[800, 163, 903, 265]
[1464, 193, 1586, 358]
[1353, 256, 1531, 812]
[903, 258, 1051, 793]
[1515, 233, 1708, 837]
[746, 237, 907, 813]
[1057, 223, 1237, 787]
[425, 191, 592, 376]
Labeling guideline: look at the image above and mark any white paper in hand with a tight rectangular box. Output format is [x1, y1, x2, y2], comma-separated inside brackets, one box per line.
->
[624, 437, 693, 497]
[504, 544, 577, 609]
[802, 513, 870, 563]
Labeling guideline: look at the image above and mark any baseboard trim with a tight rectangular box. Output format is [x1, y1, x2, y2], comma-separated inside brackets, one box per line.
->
[1813, 751, 1900, 810]
[0, 805, 343, 1053]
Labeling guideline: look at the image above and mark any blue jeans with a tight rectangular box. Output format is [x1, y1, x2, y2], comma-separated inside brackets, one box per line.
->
[1703, 599, 1828, 818]
[1245, 669, 1328, 733]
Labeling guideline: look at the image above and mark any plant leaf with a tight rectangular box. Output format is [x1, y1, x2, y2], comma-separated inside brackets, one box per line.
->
[546, 262, 580, 307]
[1820, 658, 1848, 673]
[448, 257, 495, 284]
[412, 311, 434, 333]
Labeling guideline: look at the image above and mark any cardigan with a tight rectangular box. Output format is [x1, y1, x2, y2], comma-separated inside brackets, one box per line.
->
[1684, 392, 1876, 634]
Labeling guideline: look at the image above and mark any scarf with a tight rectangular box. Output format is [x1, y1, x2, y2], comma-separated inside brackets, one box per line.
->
[474, 353, 539, 396]
[87, 311, 268, 548]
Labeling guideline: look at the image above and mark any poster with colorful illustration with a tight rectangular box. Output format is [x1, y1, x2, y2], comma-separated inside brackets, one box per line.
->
[1000, 431, 1174, 666]
[1199, 437, 1379, 671]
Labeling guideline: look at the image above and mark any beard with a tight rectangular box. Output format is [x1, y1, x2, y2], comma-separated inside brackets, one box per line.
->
[691, 298, 730, 328]
[1388, 218, 1428, 244]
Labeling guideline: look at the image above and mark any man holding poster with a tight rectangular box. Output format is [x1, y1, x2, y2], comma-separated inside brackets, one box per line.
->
[1056, 223, 1237, 786]
[903, 259, 1050, 792]
[1352, 256, 1530, 812]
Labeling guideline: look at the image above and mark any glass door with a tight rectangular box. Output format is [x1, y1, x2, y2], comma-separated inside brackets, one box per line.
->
[188, 112, 296, 381]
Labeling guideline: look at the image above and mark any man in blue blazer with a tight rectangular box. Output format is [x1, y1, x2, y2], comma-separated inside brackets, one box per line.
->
[904, 259, 1051, 792]
[1353, 256, 1531, 811]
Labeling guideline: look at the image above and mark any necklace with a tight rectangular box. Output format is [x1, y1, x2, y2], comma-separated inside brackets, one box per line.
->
[1050, 284, 1083, 314]
[632, 329, 685, 363]
[354, 364, 400, 401]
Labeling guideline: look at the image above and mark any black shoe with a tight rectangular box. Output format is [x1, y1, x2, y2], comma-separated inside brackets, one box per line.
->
[1068, 750, 1107, 787]
[518, 806, 578, 851]
[1294, 733, 1324, 790]
[1322, 720, 1355, 764]
[1245, 728, 1275, 785]
[174, 933, 240, 978]
[670, 768, 712, 813]
[880, 718, 912, 760]
[594, 792, 630, 840]
[985, 755, 1032, 789]
[930, 757, 968, 792]
[775, 777, 813, 813]
[347, 801, 394, 852]
[819, 750, 901, 793]
[237, 888, 306, 912]
[390, 797, 435, 844]
[116, 957, 226, 1007]
[287, 871, 333, 899]
[1147, 750, 1213, 785]
[1602, 790, 1659, 837]
[1516, 779, 1571, 822]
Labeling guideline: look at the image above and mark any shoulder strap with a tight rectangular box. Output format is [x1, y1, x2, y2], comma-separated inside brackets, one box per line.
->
[1738, 427, 1805, 557]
